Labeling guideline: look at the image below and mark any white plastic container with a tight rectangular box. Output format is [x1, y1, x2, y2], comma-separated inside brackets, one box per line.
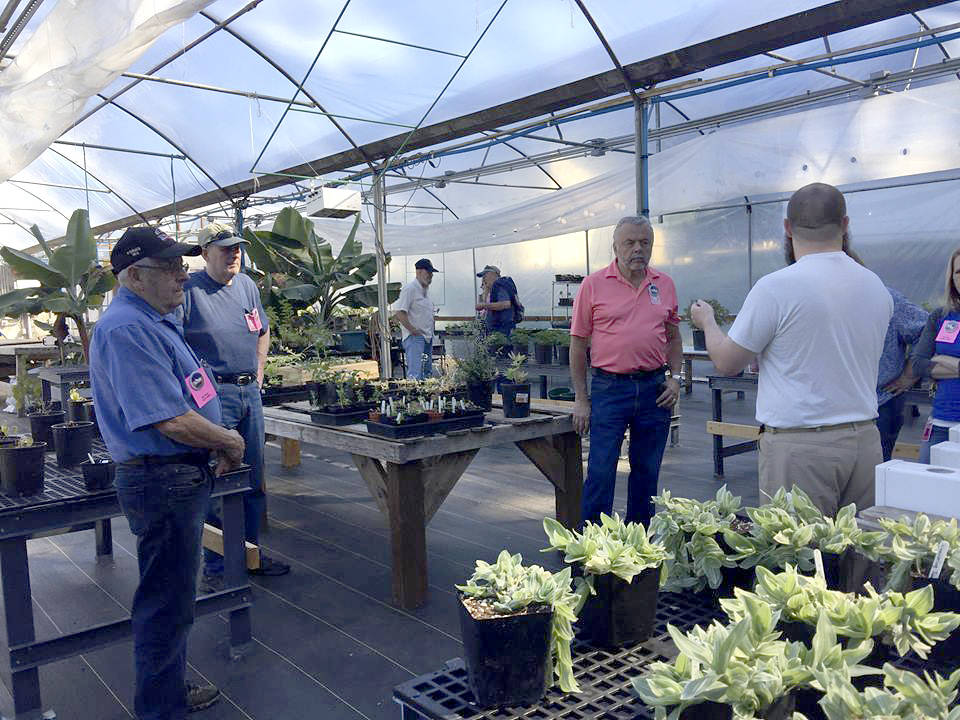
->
[950, 425, 960, 443]
[931, 441, 960, 470]
[875, 459, 960, 518]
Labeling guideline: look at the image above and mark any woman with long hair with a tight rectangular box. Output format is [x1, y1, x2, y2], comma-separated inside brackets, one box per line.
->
[911, 247, 960, 462]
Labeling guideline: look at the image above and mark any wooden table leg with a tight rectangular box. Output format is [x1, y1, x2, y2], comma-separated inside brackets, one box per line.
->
[0, 537, 44, 718]
[352, 451, 477, 609]
[712, 387, 725, 478]
[516, 430, 583, 529]
[281, 438, 301, 469]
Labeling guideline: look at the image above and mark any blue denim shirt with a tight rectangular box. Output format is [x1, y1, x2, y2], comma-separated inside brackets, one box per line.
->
[877, 287, 928, 407]
[90, 287, 223, 462]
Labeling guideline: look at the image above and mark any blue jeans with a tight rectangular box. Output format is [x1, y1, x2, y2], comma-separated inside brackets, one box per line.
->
[402, 335, 433, 380]
[116, 462, 212, 720]
[877, 394, 907, 462]
[583, 371, 671, 528]
[204, 381, 265, 575]
[919, 422, 952, 464]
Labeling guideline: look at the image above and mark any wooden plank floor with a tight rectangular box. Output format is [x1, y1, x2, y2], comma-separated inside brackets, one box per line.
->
[0, 379, 928, 719]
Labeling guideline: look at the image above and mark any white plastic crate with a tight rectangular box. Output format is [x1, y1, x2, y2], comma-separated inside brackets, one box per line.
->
[931, 441, 960, 469]
[875, 459, 960, 518]
[950, 426, 960, 443]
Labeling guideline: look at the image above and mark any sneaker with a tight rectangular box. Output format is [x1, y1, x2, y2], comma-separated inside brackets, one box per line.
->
[248, 554, 291, 577]
[186, 683, 220, 713]
[197, 573, 225, 595]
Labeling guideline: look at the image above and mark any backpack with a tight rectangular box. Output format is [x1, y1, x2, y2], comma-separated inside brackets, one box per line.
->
[494, 276, 524, 325]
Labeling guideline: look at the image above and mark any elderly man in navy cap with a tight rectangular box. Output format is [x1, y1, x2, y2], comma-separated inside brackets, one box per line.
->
[90, 226, 245, 719]
[394, 258, 440, 379]
[181, 222, 289, 591]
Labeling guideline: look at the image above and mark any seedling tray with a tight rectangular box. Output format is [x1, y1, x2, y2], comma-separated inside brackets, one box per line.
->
[309, 407, 371, 426]
[261, 385, 311, 406]
[366, 413, 485, 440]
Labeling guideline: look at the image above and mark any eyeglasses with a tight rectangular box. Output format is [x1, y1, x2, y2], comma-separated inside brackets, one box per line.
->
[136, 262, 189, 274]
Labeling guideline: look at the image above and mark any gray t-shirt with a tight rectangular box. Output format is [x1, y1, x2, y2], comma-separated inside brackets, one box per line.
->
[181, 270, 268, 376]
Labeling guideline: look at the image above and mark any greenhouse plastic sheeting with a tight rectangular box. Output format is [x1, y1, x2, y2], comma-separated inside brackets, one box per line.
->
[0, 0, 215, 183]
[306, 80, 960, 256]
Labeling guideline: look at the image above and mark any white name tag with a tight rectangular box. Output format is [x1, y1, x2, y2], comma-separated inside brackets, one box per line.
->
[515, 393, 529, 404]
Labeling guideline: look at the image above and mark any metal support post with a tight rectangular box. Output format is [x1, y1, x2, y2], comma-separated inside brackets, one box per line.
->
[745, 196, 753, 287]
[635, 98, 650, 217]
[372, 175, 392, 379]
[222, 492, 251, 658]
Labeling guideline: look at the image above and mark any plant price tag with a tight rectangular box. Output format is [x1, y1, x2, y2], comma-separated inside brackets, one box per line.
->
[930, 540, 950, 580]
[813, 549, 825, 581]
[515, 393, 529, 404]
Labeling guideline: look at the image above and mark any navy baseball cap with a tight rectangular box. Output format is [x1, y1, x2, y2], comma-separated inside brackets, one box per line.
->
[414, 258, 440, 273]
[110, 227, 201, 274]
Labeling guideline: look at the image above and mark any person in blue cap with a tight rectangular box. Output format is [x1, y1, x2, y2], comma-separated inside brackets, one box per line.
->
[394, 258, 439, 379]
[181, 222, 290, 590]
[91, 226, 246, 719]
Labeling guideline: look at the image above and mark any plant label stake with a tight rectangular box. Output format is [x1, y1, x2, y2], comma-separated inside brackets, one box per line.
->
[814, 549, 825, 581]
[930, 540, 950, 580]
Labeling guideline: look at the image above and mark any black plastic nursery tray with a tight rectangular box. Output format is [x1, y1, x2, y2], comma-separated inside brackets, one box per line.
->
[309, 407, 371, 426]
[261, 385, 311, 406]
[393, 591, 724, 720]
[366, 412, 485, 440]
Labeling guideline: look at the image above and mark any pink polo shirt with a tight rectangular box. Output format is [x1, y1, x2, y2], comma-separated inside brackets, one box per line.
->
[570, 261, 680, 373]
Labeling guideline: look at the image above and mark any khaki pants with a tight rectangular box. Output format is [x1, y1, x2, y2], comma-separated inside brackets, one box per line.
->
[758, 422, 880, 517]
[758, 422, 881, 592]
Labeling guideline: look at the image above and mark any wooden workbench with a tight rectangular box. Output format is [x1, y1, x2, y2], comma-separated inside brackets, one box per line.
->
[263, 403, 582, 609]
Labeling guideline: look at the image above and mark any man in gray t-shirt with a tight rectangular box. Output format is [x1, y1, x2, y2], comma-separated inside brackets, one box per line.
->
[183, 223, 290, 587]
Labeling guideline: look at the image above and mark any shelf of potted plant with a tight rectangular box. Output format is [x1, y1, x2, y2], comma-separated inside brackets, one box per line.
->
[456, 550, 582, 708]
[309, 372, 377, 426]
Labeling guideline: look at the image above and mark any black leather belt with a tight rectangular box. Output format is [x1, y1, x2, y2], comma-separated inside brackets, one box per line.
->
[122, 452, 210, 466]
[216, 373, 256, 385]
[594, 366, 667, 380]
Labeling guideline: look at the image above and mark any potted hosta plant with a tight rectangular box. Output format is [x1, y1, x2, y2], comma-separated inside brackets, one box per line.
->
[501, 352, 531, 418]
[510, 328, 532, 357]
[484, 331, 511, 358]
[0, 436, 46, 496]
[28, 402, 66, 446]
[650, 486, 751, 598]
[51, 420, 95, 467]
[543, 513, 668, 647]
[456, 550, 582, 708]
[533, 329, 566, 365]
[633, 604, 876, 720]
[813, 663, 960, 720]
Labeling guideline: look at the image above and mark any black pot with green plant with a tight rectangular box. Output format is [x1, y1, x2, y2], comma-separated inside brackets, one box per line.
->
[533, 329, 567, 365]
[28, 404, 66, 446]
[684, 299, 732, 351]
[555, 331, 571, 366]
[80, 458, 116, 491]
[455, 330, 497, 411]
[51, 421, 95, 467]
[501, 353, 531, 418]
[484, 331, 511, 358]
[0, 437, 46, 496]
[510, 328, 531, 356]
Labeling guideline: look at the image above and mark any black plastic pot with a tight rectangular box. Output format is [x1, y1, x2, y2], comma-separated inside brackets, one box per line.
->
[28, 410, 66, 446]
[51, 421, 95, 467]
[69, 399, 93, 422]
[467, 380, 494, 411]
[458, 594, 552, 709]
[307, 381, 338, 408]
[578, 567, 659, 647]
[310, 406, 371, 426]
[0, 442, 47, 496]
[692, 328, 706, 351]
[557, 345, 570, 365]
[501, 383, 531, 418]
[533, 343, 553, 365]
[80, 461, 116, 491]
[679, 694, 794, 720]
[511, 341, 529, 357]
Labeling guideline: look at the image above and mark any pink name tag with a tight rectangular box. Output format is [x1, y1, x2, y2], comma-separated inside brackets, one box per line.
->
[185, 367, 216, 408]
[936, 319, 960, 344]
[245, 308, 263, 333]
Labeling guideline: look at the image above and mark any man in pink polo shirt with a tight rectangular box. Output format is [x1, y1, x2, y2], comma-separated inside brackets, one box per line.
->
[571, 215, 682, 527]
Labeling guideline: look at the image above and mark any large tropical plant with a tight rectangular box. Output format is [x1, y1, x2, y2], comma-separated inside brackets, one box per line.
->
[0, 209, 114, 363]
[243, 207, 400, 328]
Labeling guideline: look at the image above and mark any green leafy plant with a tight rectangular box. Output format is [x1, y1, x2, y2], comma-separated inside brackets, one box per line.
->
[0, 209, 115, 363]
[244, 208, 400, 330]
[721, 565, 960, 659]
[878, 512, 960, 593]
[649, 486, 743, 592]
[11, 363, 42, 414]
[484, 331, 510, 354]
[504, 352, 529, 384]
[812, 663, 960, 720]
[510, 328, 532, 347]
[454, 328, 497, 384]
[456, 550, 583, 693]
[633, 599, 878, 720]
[682, 298, 732, 325]
[543, 513, 668, 585]
[533, 329, 569, 347]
